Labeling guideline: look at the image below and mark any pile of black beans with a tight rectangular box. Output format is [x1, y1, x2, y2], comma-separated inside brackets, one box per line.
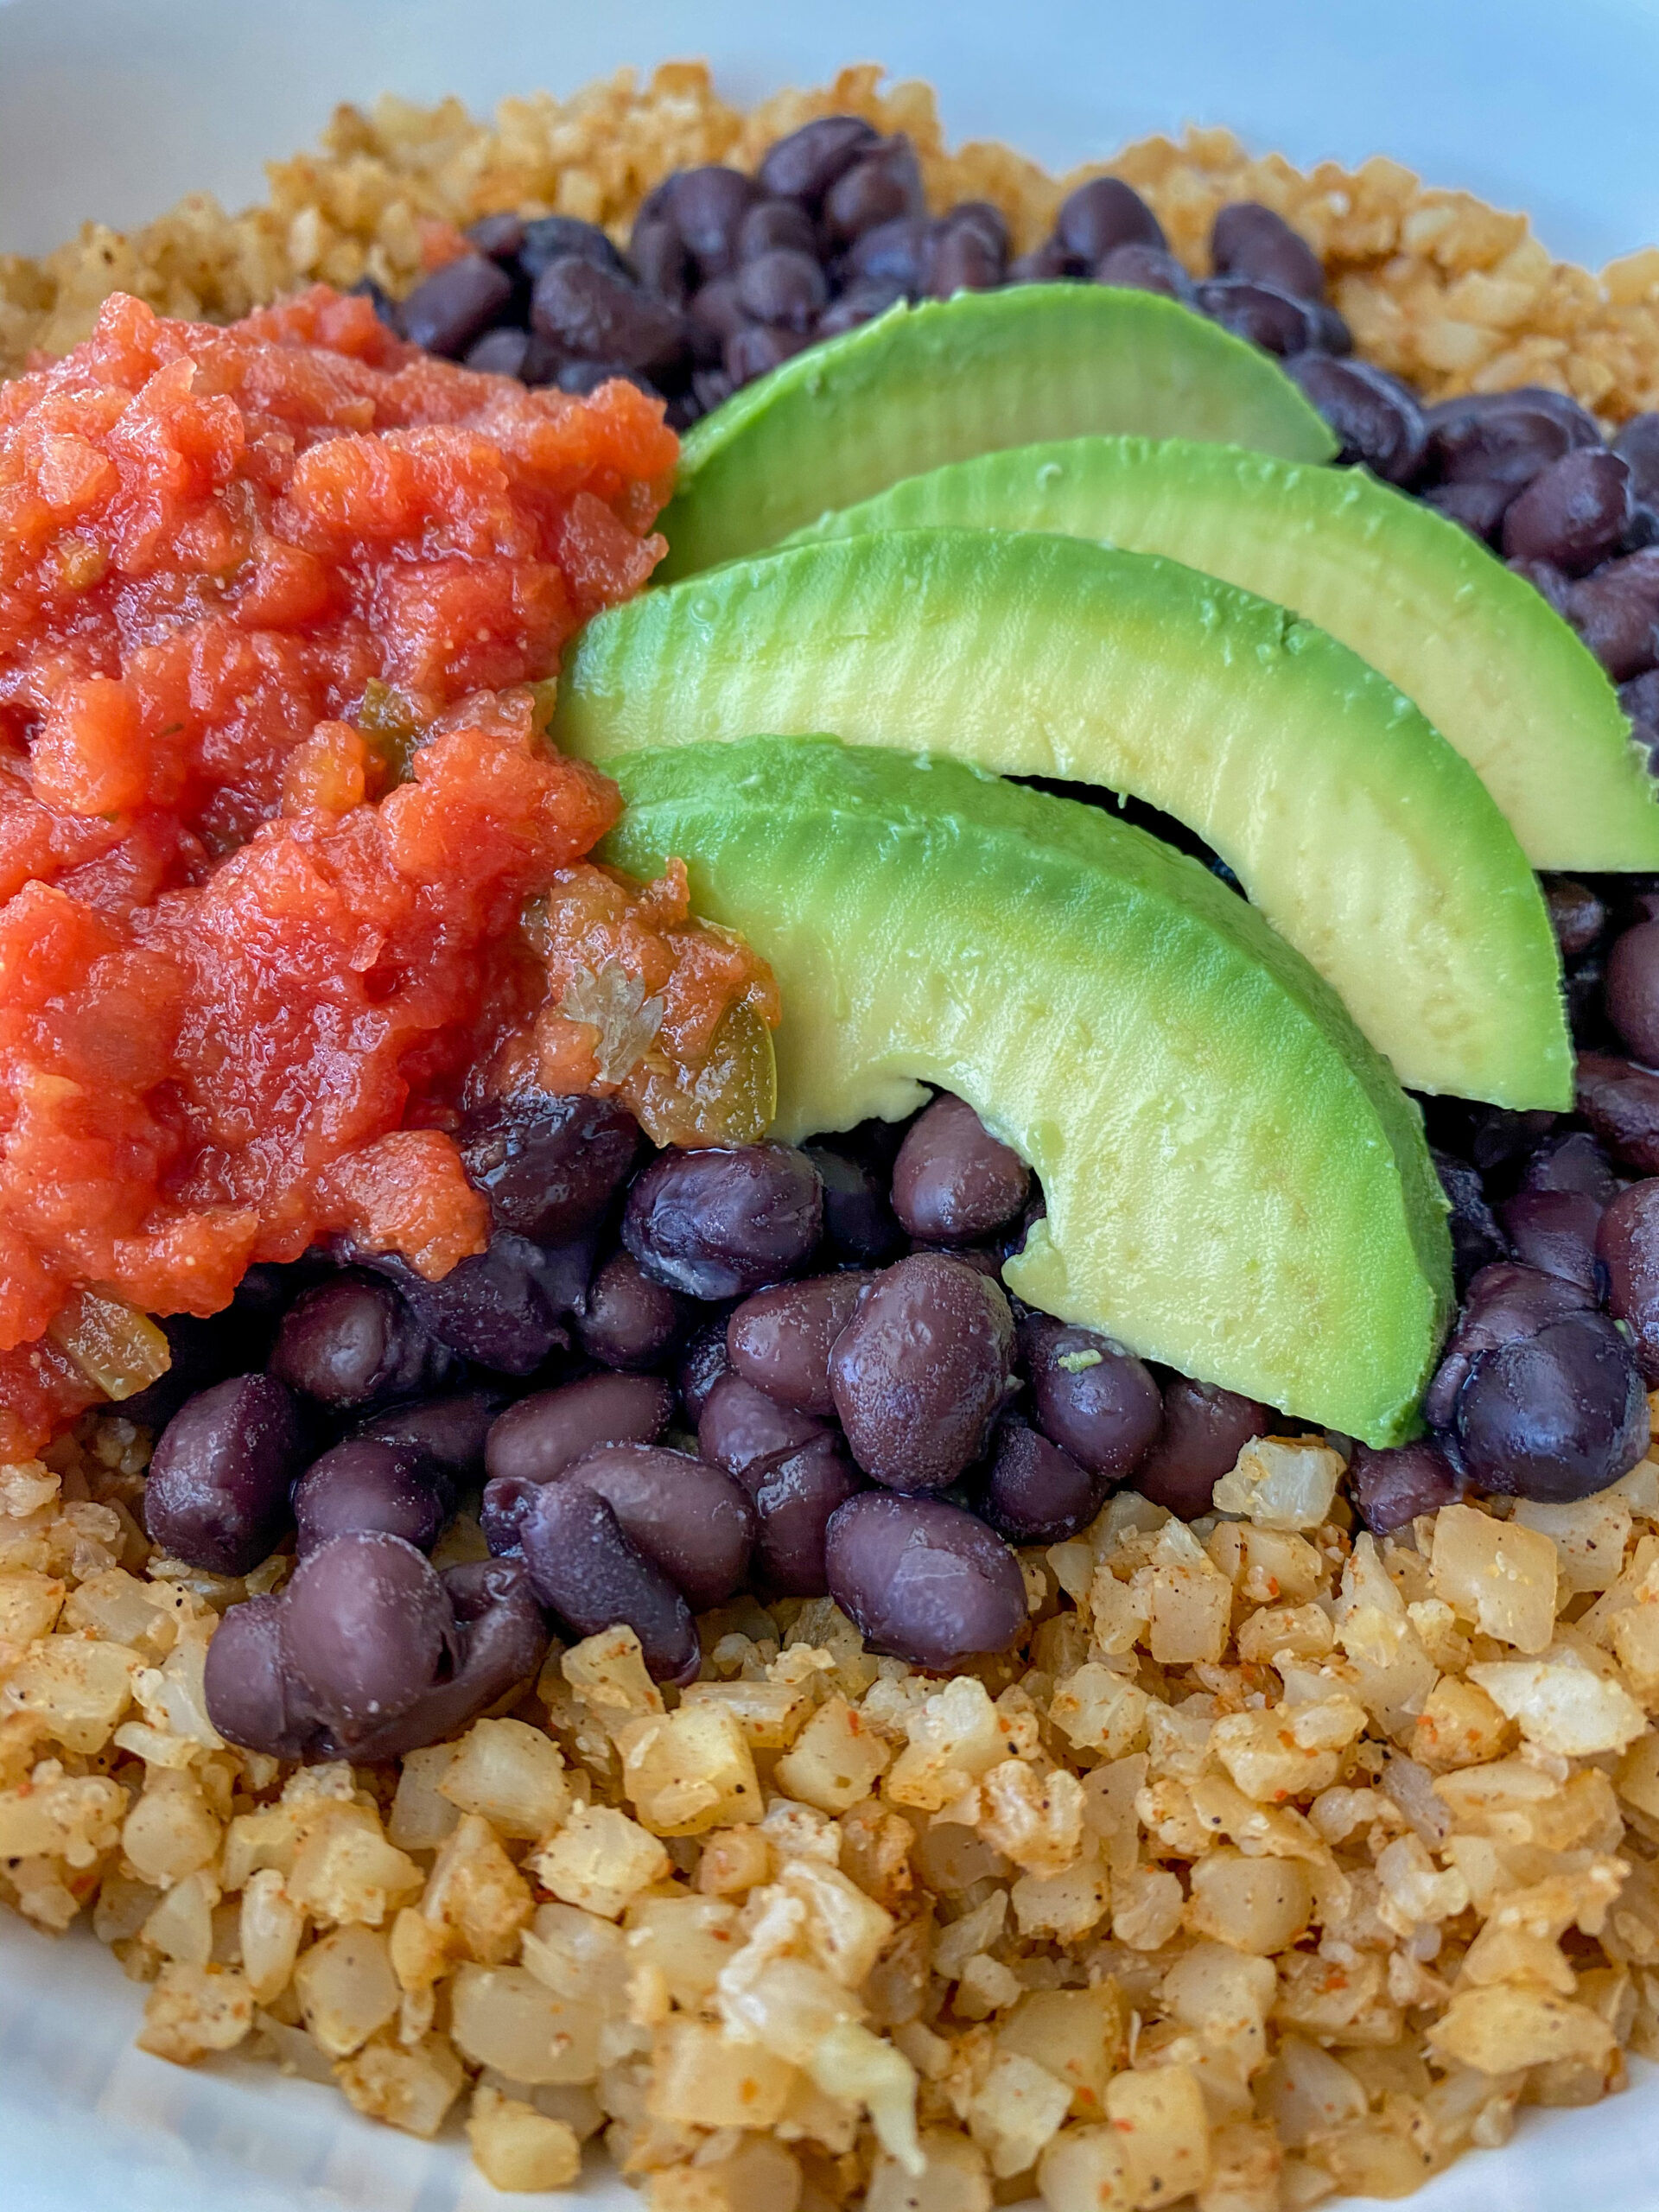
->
[149, 1087, 1276, 1762]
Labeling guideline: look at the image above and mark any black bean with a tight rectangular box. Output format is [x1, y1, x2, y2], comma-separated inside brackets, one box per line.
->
[976, 1417, 1101, 1544]
[120, 1286, 283, 1432]
[1614, 413, 1659, 505]
[143, 1374, 308, 1575]
[1094, 243, 1196, 302]
[1600, 1179, 1659, 1382]
[1577, 1050, 1659, 1171]
[561, 1442, 753, 1609]
[358, 1390, 499, 1484]
[1545, 878, 1608, 960]
[531, 257, 687, 376]
[1427, 480, 1517, 542]
[1522, 1131, 1616, 1205]
[519, 1478, 698, 1682]
[373, 1233, 590, 1376]
[823, 137, 925, 247]
[466, 213, 527, 264]
[270, 1272, 450, 1410]
[1429, 1103, 1561, 1180]
[725, 322, 809, 385]
[1020, 1314, 1163, 1480]
[688, 274, 752, 348]
[728, 1274, 873, 1414]
[1423, 1260, 1596, 1429]
[1455, 1311, 1649, 1502]
[1497, 1188, 1605, 1297]
[518, 215, 630, 283]
[846, 215, 931, 290]
[891, 1095, 1031, 1246]
[1211, 202, 1325, 302]
[814, 282, 908, 340]
[465, 327, 531, 378]
[346, 1559, 547, 1762]
[825, 1492, 1027, 1669]
[486, 1372, 674, 1488]
[630, 215, 692, 302]
[624, 1143, 823, 1300]
[666, 166, 761, 281]
[735, 247, 829, 331]
[830, 1253, 1016, 1490]
[575, 1249, 686, 1371]
[347, 276, 402, 333]
[1606, 918, 1659, 1063]
[283, 1532, 457, 1735]
[758, 116, 881, 207]
[1058, 176, 1166, 264]
[690, 366, 734, 415]
[1313, 304, 1354, 354]
[293, 1438, 448, 1556]
[1510, 556, 1573, 613]
[738, 199, 819, 262]
[1009, 239, 1071, 284]
[202, 1594, 311, 1758]
[554, 359, 659, 398]
[925, 202, 1009, 296]
[678, 1315, 734, 1424]
[459, 1093, 639, 1244]
[1283, 353, 1427, 484]
[1502, 448, 1632, 572]
[1425, 388, 1599, 489]
[1565, 549, 1659, 680]
[1430, 1147, 1509, 1293]
[1193, 276, 1319, 356]
[752, 1440, 863, 1597]
[805, 1145, 905, 1264]
[697, 1371, 831, 1479]
[1349, 1440, 1462, 1535]
[398, 254, 515, 358]
[1132, 1378, 1268, 1519]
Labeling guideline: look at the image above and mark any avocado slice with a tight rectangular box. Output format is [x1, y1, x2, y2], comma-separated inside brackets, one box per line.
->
[656, 285, 1336, 580]
[785, 435, 1659, 872]
[553, 528, 1571, 1110]
[601, 736, 1451, 1445]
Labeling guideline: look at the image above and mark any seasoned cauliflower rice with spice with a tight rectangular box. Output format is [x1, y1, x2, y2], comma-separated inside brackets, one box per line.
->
[10, 56, 1659, 2212]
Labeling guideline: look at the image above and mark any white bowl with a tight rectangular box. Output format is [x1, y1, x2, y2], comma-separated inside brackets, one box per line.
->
[3, 3, 1659, 2205]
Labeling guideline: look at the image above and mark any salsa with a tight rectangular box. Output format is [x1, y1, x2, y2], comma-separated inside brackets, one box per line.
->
[0, 287, 769, 1452]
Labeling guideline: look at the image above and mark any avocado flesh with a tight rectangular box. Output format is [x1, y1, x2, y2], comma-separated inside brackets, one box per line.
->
[786, 435, 1659, 872]
[554, 528, 1571, 1110]
[601, 737, 1452, 1446]
[657, 285, 1336, 579]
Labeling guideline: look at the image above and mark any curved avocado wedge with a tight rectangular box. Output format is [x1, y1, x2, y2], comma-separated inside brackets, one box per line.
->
[656, 285, 1336, 580]
[786, 434, 1659, 872]
[553, 528, 1572, 1109]
[601, 737, 1452, 1446]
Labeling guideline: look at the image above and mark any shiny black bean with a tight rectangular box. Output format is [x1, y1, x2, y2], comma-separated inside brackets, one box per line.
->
[1283, 353, 1427, 484]
[1193, 276, 1319, 356]
[519, 1478, 698, 1682]
[678, 1315, 734, 1424]
[120, 1278, 283, 1431]
[624, 1143, 823, 1300]
[1511, 556, 1573, 613]
[357, 1390, 499, 1484]
[398, 254, 514, 358]
[1522, 1131, 1617, 1205]
[1427, 479, 1517, 542]
[270, 1272, 450, 1409]
[1422, 1260, 1596, 1429]
[143, 1374, 308, 1575]
[1020, 1314, 1162, 1480]
[1545, 878, 1608, 960]
[1349, 1440, 1462, 1535]
[465, 327, 531, 378]
[666, 166, 761, 281]
[697, 1371, 831, 1479]
[724, 321, 809, 385]
[283, 1532, 457, 1735]
[531, 257, 687, 376]
[1502, 448, 1632, 572]
[735, 248, 829, 331]
[202, 1593, 310, 1758]
[293, 1438, 448, 1556]
[486, 1372, 674, 1487]
[1094, 243, 1196, 302]
[1496, 1188, 1605, 1297]
[1132, 1378, 1268, 1519]
[1313, 303, 1354, 354]
[727, 1274, 872, 1414]
[1058, 176, 1166, 264]
[891, 1095, 1030, 1246]
[1455, 1311, 1649, 1502]
[1565, 548, 1659, 680]
[825, 1492, 1027, 1669]
[846, 215, 931, 290]
[630, 215, 693, 302]
[689, 274, 752, 348]
[554, 359, 658, 398]
[925, 203, 1009, 296]
[1601, 1179, 1659, 1381]
[752, 1440, 863, 1596]
[759, 115, 880, 205]
[519, 215, 631, 283]
[480, 1471, 537, 1556]
[976, 1417, 1101, 1544]
[1614, 413, 1659, 505]
[823, 137, 925, 246]
[1606, 918, 1659, 1063]
[814, 282, 909, 340]
[1577, 1050, 1659, 1171]
[805, 1145, 904, 1264]
[575, 1250, 686, 1370]
[1430, 1147, 1508, 1293]
[1009, 239, 1071, 284]
[830, 1253, 1016, 1490]
[1211, 201, 1325, 302]
[564, 1443, 754, 1608]
[466, 213, 526, 264]
[345, 1560, 548, 1762]
[458, 1093, 639, 1244]
[374, 1233, 590, 1376]
[1425, 388, 1599, 488]
[736, 198, 818, 263]
[1429, 1103, 1561, 1180]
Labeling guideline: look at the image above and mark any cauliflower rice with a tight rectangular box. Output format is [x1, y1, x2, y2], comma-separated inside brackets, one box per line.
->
[7, 55, 1659, 2212]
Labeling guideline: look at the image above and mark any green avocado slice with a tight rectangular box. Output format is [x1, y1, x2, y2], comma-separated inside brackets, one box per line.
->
[601, 736, 1452, 1446]
[552, 528, 1571, 1110]
[655, 285, 1336, 579]
[785, 434, 1659, 872]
